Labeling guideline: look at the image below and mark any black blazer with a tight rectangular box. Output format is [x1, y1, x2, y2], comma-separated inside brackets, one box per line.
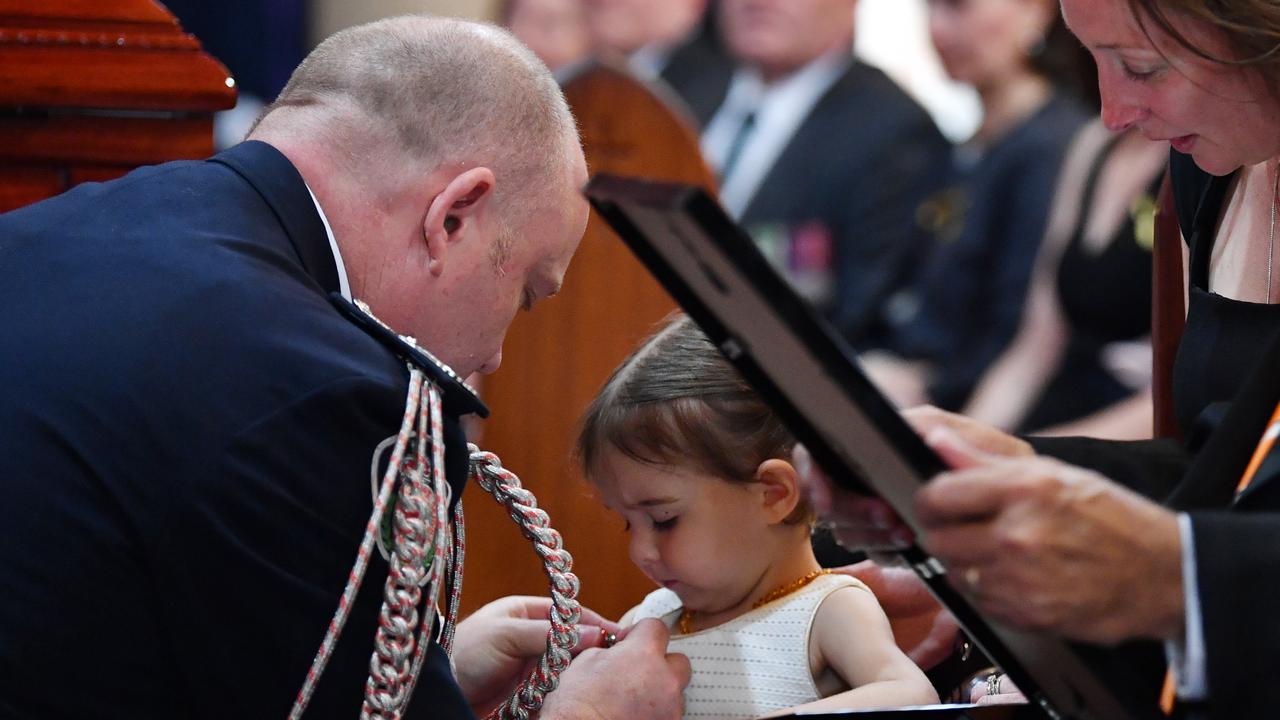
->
[0, 141, 474, 719]
[734, 60, 951, 346]
[658, 17, 733, 129]
[1033, 328, 1280, 720]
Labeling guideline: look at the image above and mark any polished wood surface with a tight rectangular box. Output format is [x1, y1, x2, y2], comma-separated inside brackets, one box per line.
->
[460, 62, 716, 620]
[0, 0, 234, 213]
[1151, 171, 1184, 442]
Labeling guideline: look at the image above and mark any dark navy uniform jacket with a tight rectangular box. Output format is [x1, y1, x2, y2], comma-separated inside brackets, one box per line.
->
[0, 141, 475, 719]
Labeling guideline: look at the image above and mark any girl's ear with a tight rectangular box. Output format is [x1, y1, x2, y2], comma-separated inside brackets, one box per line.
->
[754, 458, 801, 524]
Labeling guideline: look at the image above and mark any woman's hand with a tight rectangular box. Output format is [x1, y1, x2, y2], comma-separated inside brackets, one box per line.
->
[793, 407, 1031, 552]
[971, 673, 1027, 705]
[793, 445, 914, 550]
[916, 428, 1186, 645]
[903, 406, 1034, 460]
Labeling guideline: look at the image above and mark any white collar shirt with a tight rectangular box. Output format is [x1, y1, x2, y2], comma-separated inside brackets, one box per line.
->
[701, 49, 851, 219]
[305, 183, 351, 301]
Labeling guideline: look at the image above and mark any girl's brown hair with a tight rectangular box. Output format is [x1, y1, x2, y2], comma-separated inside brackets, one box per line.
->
[577, 314, 811, 524]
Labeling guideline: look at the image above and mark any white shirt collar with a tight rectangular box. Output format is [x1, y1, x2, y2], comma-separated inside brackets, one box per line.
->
[701, 49, 852, 218]
[628, 42, 675, 81]
[304, 183, 351, 301]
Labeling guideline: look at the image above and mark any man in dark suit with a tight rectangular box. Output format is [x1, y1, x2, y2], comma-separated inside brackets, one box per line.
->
[580, 0, 733, 127]
[704, 0, 950, 347]
[0, 16, 687, 720]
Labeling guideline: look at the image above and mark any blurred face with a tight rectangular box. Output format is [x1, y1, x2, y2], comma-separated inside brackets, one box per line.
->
[720, 0, 856, 80]
[1063, 0, 1280, 175]
[507, 0, 590, 72]
[582, 0, 704, 55]
[927, 0, 1052, 88]
[592, 449, 773, 614]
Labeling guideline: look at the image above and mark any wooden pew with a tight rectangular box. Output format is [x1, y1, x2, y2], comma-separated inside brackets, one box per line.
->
[0, 0, 234, 213]
[461, 62, 717, 620]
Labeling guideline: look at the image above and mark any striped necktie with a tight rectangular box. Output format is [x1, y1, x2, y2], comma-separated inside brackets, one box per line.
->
[1159, 400, 1280, 714]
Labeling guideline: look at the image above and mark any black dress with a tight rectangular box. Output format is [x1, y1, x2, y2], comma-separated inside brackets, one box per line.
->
[880, 93, 1091, 411]
[1018, 138, 1158, 432]
[1032, 150, 1280, 493]
[1169, 151, 1280, 448]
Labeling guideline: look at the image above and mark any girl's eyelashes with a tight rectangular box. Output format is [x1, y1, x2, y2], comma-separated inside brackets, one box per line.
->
[619, 516, 678, 532]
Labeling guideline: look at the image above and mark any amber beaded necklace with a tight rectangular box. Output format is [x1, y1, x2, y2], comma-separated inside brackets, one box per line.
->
[676, 568, 832, 635]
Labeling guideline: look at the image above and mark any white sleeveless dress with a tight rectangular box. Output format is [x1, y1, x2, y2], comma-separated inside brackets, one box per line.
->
[628, 573, 870, 719]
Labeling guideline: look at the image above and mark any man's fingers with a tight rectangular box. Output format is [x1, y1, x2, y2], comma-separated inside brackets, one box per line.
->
[665, 650, 692, 688]
[574, 604, 621, 634]
[621, 617, 672, 649]
[492, 595, 553, 620]
[495, 617, 556, 657]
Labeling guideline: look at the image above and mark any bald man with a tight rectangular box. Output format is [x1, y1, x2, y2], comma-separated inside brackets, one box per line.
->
[0, 16, 687, 720]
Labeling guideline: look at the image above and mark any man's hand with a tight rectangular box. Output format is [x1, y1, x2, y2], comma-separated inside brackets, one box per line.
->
[834, 560, 959, 670]
[452, 595, 622, 716]
[539, 619, 690, 720]
[915, 429, 1185, 645]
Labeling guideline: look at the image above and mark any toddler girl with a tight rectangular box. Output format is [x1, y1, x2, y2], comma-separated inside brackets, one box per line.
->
[577, 314, 938, 718]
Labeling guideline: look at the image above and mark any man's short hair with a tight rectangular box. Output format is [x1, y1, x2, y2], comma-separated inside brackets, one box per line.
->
[260, 16, 580, 240]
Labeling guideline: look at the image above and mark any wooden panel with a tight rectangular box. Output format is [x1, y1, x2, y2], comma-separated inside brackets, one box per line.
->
[0, 0, 236, 112]
[1151, 172, 1183, 441]
[462, 62, 717, 621]
[0, 0, 178, 25]
[0, 166, 65, 213]
[0, 0, 229, 215]
[0, 115, 214, 166]
[0, 46, 234, 111]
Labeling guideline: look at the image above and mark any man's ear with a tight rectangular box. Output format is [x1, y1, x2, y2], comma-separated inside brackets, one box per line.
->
[422, 166, 497, 276]
[754, 458, 802, 524]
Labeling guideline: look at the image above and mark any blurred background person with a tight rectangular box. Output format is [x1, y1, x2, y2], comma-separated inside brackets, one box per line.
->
[705, 0, 951, 347]
[501, 0, 591, 73]
[963, 121, 1168, 439]
[861, 0, 1092, 412]
[162, 0, 308, 149]
[580, 0, 733, 125]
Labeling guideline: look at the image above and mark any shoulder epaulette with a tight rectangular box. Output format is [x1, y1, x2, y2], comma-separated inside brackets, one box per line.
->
[331, 293, 489, 418]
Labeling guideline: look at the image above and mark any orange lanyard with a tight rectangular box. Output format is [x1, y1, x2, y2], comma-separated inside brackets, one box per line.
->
[1160, 401, 1280, 714]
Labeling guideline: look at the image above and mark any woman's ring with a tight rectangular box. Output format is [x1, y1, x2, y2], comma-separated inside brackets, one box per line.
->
[986, 672, 1003, 697]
